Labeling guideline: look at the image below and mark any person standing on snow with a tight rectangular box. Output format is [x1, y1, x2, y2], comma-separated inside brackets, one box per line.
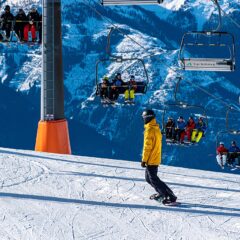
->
[141, 109, 177, 205]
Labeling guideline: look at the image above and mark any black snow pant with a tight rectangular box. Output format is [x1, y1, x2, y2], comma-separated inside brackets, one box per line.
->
[15, 23, 25, 41]
[145, 165, 175, 198]
[2, 23, 12, 39]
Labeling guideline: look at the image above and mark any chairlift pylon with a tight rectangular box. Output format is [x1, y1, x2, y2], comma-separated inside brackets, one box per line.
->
[178, 0, 236, 72]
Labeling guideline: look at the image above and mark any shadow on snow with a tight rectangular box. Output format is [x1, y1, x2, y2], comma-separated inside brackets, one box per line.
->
[0, 192, 240, 218]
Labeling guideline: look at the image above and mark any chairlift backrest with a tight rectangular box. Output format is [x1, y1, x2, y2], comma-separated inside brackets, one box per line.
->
[101, 0, 163, 6]
[95, 27, 149, 97]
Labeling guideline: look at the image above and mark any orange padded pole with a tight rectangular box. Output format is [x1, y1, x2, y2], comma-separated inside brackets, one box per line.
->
[35, 119, 71, 154]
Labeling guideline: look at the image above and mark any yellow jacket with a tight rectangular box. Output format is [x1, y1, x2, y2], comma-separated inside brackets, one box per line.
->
[142, 118, 162, 166]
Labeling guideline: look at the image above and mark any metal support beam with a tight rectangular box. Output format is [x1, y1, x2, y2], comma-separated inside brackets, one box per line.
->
[41, 0, 64, 121]
[35, 0, 71, 154]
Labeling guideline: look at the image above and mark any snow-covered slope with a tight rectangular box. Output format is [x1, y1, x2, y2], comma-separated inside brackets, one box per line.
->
[1, 0, 240, 171]
[0, 147, 240, 239]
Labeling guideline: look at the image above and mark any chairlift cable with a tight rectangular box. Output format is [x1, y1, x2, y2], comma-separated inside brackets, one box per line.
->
[217, 3, 240, 29]
[182, 78, 240, 112]
[82, 0, 149, 51]
[210, 0, 222, 32]
[83, 0, 166, 54]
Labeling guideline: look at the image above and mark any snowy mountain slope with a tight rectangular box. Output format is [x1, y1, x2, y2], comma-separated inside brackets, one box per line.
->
[1, 0, 240, 171]
[0, 147, 240, 240]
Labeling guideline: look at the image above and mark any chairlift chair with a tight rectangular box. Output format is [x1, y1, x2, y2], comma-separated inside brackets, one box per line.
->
[162, 101, 208, 128]
[161, 101, 208, 146]
[179, 31, 236, 72]
[161, 77, 208, 146]
[95, 57, 149, 96]
[178, 0, 236, 72]
[95, 27, 149, 99]
[101, 0, 163, 6]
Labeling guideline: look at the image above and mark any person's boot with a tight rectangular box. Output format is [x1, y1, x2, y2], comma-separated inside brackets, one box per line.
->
[150, 193, 165, 202]
[162, 195, 177, 205]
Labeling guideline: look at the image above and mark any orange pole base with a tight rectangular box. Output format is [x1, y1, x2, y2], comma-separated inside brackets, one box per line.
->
[35, 119, 71, 154]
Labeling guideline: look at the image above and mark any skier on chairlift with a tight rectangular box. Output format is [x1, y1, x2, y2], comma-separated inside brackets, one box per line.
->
[111, 73, 125, 101]
[24, 7, 40, 42]
[100, 76, 111, 100]
[14, 9, 28, 42]
[124, 75, 137, 103]
[0, 5, 14, 41]
[228, 141, 240, 167]
[191, 117, 207, 143]
[216, 142, 228, 169]
[174, 116, 186, 144]
[185, 116, 195, 143]
[165, 117, 175, 141]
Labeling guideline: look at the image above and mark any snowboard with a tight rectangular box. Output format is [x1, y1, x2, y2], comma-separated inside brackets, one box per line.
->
[150, 194, 181, 206]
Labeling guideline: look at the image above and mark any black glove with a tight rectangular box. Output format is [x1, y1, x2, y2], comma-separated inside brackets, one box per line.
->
[141, 162, 146, 168]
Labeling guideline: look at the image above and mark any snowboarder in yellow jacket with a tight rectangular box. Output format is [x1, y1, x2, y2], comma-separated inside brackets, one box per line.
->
[141, 109, 177, 205]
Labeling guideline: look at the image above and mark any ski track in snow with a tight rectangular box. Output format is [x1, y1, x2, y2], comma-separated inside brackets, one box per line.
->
[0, 147, 240, 239]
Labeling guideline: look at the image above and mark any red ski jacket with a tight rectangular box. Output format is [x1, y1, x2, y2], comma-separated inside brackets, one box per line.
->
[186, 120, 195, 131]
[217, 146, 228, 155]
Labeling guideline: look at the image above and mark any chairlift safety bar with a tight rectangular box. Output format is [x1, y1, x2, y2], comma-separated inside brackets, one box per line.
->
[101, 0, 163, 6]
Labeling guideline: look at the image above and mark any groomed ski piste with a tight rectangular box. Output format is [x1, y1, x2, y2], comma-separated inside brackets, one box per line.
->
[0, 147, 240, 240]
